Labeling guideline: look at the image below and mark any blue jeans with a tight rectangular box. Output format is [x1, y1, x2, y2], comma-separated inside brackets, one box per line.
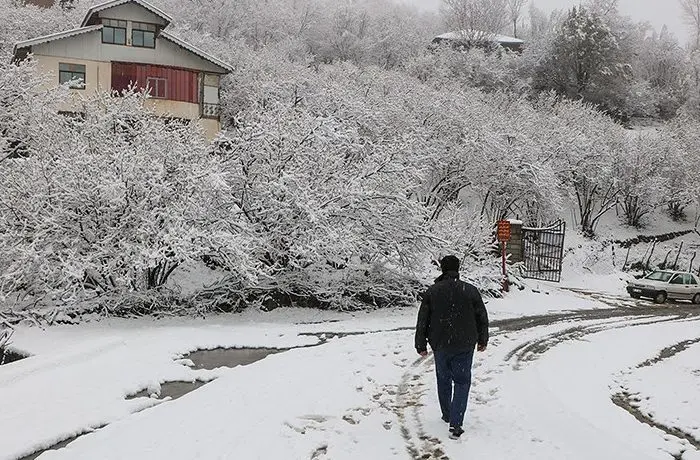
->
[434, 349, 474, 428]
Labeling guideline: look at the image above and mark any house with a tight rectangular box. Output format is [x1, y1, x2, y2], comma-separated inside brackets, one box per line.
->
[12, 0, 232, 139]
[23, 0, 56, 7]
[432, 30, 525, 53]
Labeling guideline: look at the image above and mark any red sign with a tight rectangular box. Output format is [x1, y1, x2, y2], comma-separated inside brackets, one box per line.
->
[497, 220, 511, 242]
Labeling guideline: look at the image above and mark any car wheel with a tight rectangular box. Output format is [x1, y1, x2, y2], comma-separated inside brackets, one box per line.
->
[654, 291, 667, 304]
[693, 293, 700, 305]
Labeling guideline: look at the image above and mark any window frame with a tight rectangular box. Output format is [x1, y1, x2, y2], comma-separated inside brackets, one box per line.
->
[146, 77, 167, 99]
[132, 22, 156, 48]
[669, 274, 684, 285]
[102, 19, 127, 45]
[58, 62, 86, 89]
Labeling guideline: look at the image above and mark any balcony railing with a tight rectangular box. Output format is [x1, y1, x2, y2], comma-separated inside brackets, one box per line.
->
[202, 103, 220, 119]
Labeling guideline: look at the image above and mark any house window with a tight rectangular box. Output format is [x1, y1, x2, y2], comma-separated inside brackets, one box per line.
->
[58, 63, 86, 89]
[132, 22, 156, 48]
[201, 73, 220, 118]
[146, 77, 167, 98]
[102, 19, 127, 45]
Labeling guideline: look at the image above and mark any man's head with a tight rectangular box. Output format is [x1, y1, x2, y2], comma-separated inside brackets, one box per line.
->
[439, 255, 460, 273]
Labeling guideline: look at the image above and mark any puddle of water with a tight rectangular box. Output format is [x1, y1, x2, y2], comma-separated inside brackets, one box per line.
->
[16, 426, 106, 460]
[126, 348, 285, 403]
[16, 347, 288, 460]
[127, 380, 210, 401]
[183, 347, 283, 370]
[18, 437, 79, 460]
[1, 348, 29, 366]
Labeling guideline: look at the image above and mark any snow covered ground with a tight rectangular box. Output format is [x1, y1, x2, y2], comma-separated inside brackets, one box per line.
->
[2, 283, 699, 460]
[614, 339, 700, 446]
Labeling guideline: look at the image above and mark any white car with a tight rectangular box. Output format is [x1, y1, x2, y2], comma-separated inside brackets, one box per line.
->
[627, 270, 700, 304]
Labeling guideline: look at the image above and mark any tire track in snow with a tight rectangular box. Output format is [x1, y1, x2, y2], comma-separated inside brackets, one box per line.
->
[613, 335, 700, 455]
[503, 315, 685, 368]
[395, 294, 700, 460]
[637, 337, 700, 368]
[611, 391, 700, 451]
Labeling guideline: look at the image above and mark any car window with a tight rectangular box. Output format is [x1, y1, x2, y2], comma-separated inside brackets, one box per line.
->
[645, 271, 674, 282]
[686, 274, 698, 285]
[669, 275, 684, 284]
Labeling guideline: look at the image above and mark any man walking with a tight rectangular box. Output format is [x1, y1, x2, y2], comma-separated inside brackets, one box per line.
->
[415, 255, 489, 439]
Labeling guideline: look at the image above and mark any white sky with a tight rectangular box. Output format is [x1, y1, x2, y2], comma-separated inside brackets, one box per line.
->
[402, 0, 690, 44]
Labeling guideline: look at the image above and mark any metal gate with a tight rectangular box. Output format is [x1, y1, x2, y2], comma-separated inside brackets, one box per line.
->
[522, 220, 566, 282]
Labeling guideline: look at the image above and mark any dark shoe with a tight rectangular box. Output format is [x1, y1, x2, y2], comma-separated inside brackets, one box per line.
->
[441, 414, 450, 423]
[449, 425, 464, 439]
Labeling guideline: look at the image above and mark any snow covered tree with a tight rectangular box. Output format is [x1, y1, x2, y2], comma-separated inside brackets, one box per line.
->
[0, 0, 81, 60]
[663, 117, 700, 223]
[0, 90, 256, 311]
[442, 0, 508, 36]
[614, 134, 669, 227]
[533, 6, 631, 117]
[506, 0, 527, 38]
[213, 101, 432, 309]
[630, 26, 686, 118]
[534, 98, 625, 235]
[680, 0, 700, 49]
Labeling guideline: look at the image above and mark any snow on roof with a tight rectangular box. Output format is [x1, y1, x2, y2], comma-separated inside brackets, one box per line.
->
[160, 31, 233, 73]
[81, 0, 173, 27]
[13, 25, 103, 53]
[435, 30, 524, 45]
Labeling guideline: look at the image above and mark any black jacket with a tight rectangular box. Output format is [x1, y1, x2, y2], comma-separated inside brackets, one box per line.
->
[415, 271, 489, 353]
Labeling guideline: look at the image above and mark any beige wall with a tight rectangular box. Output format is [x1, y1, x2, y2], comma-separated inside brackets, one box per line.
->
[145, 98, 200, 119]
[34, 54, 112, 93]
[200, 118, 221, 141]
[145, 100, 221, 139]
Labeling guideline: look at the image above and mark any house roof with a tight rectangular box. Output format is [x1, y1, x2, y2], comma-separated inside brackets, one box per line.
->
[13, 25, 103, 53]
[160, 31, 233, 73]
[435, 31, 524, 45]
[81, 0, 173, 27]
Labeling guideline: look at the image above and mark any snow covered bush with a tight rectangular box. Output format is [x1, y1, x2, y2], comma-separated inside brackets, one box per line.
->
[0, 90, 256, 311]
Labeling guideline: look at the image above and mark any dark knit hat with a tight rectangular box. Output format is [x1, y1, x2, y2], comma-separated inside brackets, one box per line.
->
[439, 255, 460, 273]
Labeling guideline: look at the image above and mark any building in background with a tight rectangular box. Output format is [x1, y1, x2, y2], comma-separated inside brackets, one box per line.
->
[13, 0, 232, 139]
[432, 30, 525, 53]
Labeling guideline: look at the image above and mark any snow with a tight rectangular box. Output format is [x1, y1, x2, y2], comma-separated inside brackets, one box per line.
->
[2, 280, 699, 460]
[425, 317, 700, 460]
[615, 341, 700, 442]
[557, 206, 700, 295]
[0, 321, 319, 460]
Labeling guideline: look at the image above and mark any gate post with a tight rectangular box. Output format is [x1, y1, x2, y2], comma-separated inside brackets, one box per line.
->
[506, 220, 523, 263]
